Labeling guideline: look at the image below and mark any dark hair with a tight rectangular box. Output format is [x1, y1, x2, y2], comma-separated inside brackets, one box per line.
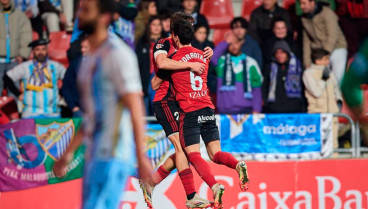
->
[97, 0, 116, 14]
[137, 0, 155, 12]
[173, 19, 194, 45]
[311, 49, 330, 63]
[270, 16, 288, 30]
[159, 9, 172, 20]
[230, 17, 248, 29]
[170, 11, 194, 33]
[141, 16, 163, 44]
[194, 23, 208, 33]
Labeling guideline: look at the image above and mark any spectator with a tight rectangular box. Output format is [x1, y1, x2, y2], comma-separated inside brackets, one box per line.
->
[38, 0, 74, 32]
[248, 0, 292, 45]
[62, 36, 90, 118]
[3, 39, 66, 118]
[191, 24, 214, 51]
[111, 0, 137, 49]
[212, 17, 263, 69]
[0, 0, 32, 91]
[215, 40, 263, 114]
[135, 16, 163, 115]
[262, 17, 301, 66]
[263, 40, 305, 113]
[181, 0, 208, 29]
[155, 0, 180, 13]
[134, 0, 157, 43]
[159, 10, 171, 37]
[303, 49, 342, 149]
[14, 0, 43, 38]
[300, 0, 347, 84]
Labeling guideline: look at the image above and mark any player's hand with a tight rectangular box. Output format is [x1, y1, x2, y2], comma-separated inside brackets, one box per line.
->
[189, 62, 205, 74]
[53, 152, 73, 178]
[203, 47, 213, 60]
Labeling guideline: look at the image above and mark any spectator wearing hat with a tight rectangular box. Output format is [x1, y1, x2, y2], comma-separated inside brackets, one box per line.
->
[0, 0, 32, 91]
[212, 17, 263, 69]
[248, 0, 292, 45]
[3, 39, 66, 118]
[262, 40, 306, 113]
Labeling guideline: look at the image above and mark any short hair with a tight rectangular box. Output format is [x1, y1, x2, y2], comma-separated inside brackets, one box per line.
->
[270, 16, 288, 30]
[230, 17, 248, 29]
[172, 19, 194, 45]
[97, 0, 116, 14]
[170, 11, 194, 33]
[159, 9, 172, 20]
[311, 49, 330, 63]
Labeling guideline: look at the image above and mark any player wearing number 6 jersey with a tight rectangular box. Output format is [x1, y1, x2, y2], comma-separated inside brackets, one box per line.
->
[139, 12, 214, 209]
[169, 19, 251, 209]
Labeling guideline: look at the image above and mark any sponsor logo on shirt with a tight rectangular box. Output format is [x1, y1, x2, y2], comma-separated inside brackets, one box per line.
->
[197, 114, 215, 123]
[156, 44, 164, 49]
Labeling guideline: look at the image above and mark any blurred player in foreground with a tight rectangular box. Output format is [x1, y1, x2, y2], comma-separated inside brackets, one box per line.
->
[341, 38, 368, 145]
[53, 0, 153, 208]
[140, 12, 214, 209]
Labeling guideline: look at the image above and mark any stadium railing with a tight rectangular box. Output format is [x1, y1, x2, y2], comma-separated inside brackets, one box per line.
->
[356, 121, 368, 157]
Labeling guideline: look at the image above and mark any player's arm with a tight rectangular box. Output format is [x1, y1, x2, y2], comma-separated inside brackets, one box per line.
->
[121, 93, 152, 180]
[151, 75, 163, 91]
[154, 40, 204, 74]
[53, 128, 83, 178]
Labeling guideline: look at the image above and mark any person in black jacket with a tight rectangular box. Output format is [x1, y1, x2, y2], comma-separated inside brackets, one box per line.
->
[135, 16, 164, 115]
[248, 0, 292, 45]
[61, 36, 90, 117]
[262, 40, 306, 113]
[262, 17, 301, 66]
[181, 0, 208, 30]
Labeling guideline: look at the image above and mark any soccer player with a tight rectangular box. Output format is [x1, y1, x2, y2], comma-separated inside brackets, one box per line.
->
[140, 12, 214, 209]
[52, 0, 153, 209]
[168, 19, 251, 209]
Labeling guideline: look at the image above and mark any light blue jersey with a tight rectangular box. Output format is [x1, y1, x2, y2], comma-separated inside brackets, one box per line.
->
[78, 34, 142, 209]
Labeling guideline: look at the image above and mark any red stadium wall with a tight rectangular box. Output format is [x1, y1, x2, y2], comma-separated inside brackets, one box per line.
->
[1, 159, 368, 209]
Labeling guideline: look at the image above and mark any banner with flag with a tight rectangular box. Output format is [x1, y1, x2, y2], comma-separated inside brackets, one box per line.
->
[0, 119, 85, 192]
[219, 113, 334, 160]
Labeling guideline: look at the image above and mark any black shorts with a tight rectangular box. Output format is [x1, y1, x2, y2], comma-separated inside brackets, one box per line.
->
[153, 100, 180, 137]
[179, 107, 220, 148]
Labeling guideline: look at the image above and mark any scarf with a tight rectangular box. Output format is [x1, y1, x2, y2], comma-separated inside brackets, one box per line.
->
[26, 60, 53, 91]
[268, 53, 302, 102]
[220, 53, 252, 99]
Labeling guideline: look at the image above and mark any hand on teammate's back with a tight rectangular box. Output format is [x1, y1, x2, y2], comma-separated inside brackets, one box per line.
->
[189, 62, 205, 74]
[203, 47, 213, 60]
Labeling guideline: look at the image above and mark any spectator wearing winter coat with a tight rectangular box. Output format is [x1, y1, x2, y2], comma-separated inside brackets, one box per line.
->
[263, 40, 305, 113]
[215, 40, 263, 114]
[248, 0, 292, 45]
[300, 0, 347, 84]
[134, 0, 157, 43]
[212, 17, 263, 69]
[262, 17, 301, 66]
[0, 0, 32, 90]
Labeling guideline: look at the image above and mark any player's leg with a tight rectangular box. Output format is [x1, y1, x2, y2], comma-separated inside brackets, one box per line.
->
[200, 108, 250, 191]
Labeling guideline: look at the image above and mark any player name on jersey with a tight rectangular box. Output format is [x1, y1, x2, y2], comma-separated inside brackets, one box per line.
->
[189, 89, 208, 99]
[179, 52, 207, 63]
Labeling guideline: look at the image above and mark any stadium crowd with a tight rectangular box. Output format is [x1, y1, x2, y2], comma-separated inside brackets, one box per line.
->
[0, 0, 367, 148]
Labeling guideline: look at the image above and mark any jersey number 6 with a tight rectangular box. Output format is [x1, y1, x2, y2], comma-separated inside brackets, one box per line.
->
[190, 71, 203, 91]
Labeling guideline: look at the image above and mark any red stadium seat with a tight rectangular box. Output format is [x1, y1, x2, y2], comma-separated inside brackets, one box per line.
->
[0, 97, 19, 124]
[212, 28, 231, 46]
[241, 0, 263, 21]
[200, 0, 234, 29]
[283, 0, 296, 10]
[32, 31, 39, 41]
[48, 32, 71, 68]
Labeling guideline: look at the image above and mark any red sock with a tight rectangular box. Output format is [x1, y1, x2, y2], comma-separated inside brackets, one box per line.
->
[152, 165, 171, 185]
[213, 151, 238, 169]
[188, 152, 217, 188]
[178, 168, 196, 196]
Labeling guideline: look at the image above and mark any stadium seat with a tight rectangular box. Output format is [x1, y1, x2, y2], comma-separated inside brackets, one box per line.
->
[0, 97, 19, 124]
[200, 0, 234, 29]
[32, 31, 39, 41]
[212, 28, 232, 46]
[283, 0, 296, 10]
[241, 0, 263, 21]
[48, 32, 71, 68]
